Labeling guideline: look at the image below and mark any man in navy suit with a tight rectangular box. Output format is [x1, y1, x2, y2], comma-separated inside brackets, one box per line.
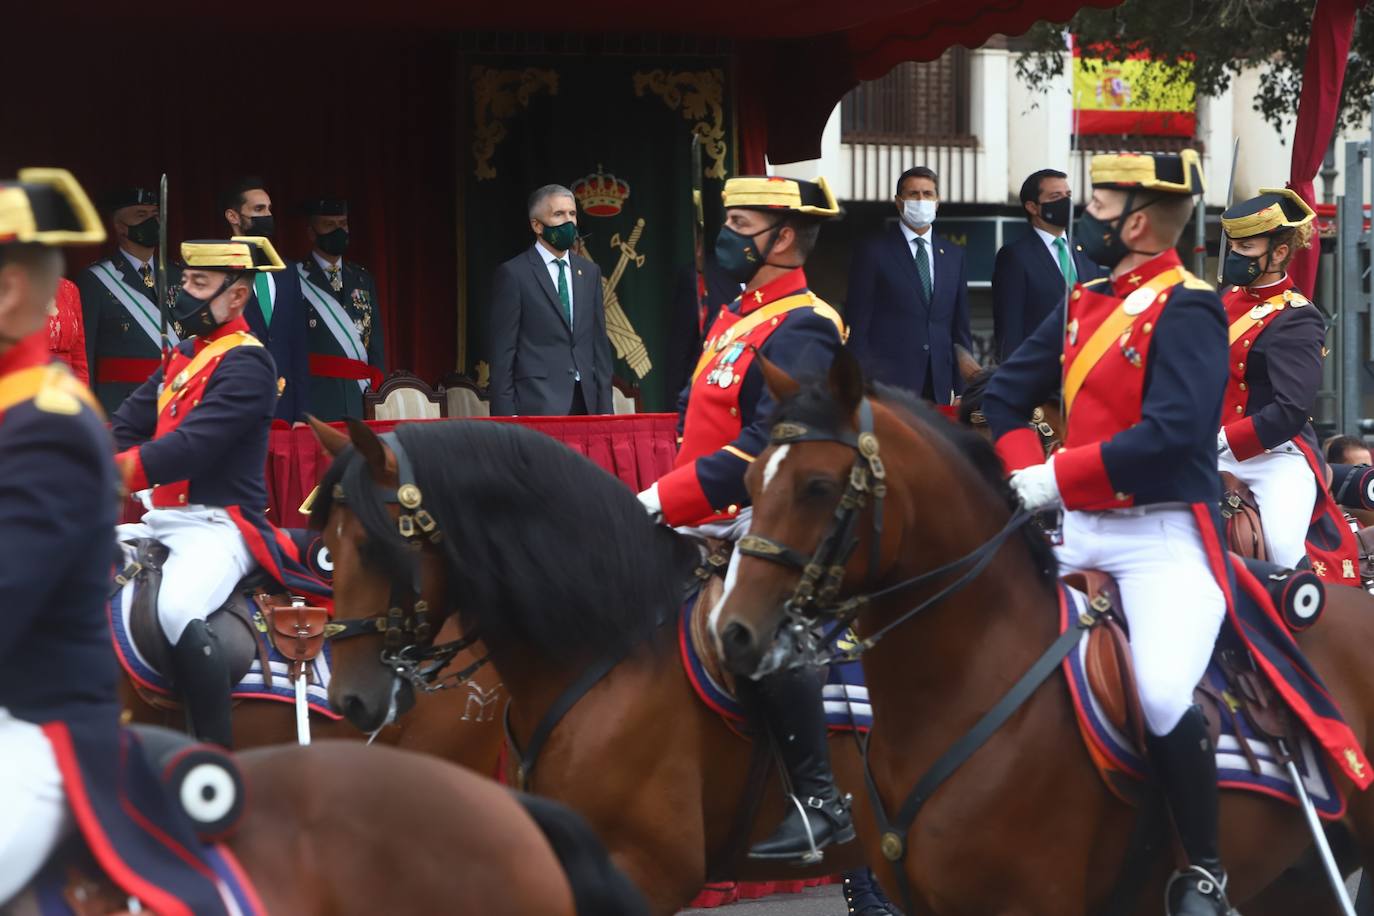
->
[220, 177, 310, 421]
[846, 165, 971, 405]
[991, 168, 1104, 361]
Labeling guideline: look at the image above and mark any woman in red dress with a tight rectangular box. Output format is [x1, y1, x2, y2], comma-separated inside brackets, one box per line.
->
[47, 277, 88, 384]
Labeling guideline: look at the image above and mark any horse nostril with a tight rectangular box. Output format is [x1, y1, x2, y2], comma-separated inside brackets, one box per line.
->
[722, 621, 756, 656]
[341, 694, 369, 726]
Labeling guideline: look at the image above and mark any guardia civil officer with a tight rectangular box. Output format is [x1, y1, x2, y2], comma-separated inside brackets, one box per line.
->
[75, 186, 179, 414]
[637, 177, 855, 862]
[297, 197, 385, 421]
[0, 169, 227, 912]
[1216, 189, 1358, 581]
[982, 152, 1237, 915]
[111, 237, 330, 748]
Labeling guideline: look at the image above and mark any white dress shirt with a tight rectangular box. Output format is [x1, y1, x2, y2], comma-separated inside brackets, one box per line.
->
[120, 247, 152, 278]
[312, 250, 344, 274]
[1033, 225, 1066, 258]
[898, 221, 935, 288]
[535, 239, 575, 322]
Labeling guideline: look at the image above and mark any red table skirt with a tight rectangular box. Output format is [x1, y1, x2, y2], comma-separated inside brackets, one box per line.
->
[686, 877, 836, 909]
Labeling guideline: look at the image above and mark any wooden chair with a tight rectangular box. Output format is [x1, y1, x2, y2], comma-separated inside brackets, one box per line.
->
[611, 375, 642, 415]
[439, 372, 490, 418]
[363, 371, 447, 421]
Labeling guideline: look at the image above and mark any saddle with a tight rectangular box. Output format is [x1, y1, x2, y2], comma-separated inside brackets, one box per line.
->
[1220, 471, 1267, 563]
[1074, 567, 1302, 796]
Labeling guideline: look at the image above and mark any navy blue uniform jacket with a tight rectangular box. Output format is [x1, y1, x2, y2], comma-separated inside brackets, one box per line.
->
[845, 224, 972, 404]
[991, 230, 1104, 361]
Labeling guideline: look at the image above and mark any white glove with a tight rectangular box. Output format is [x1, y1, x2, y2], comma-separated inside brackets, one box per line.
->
[1009, 460, 1062, 512]
[1217, 429, 1231, 456]
[637, 482, 664, 524]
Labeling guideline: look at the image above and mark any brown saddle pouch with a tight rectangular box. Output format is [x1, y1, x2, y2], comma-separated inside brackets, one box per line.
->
[1070, 571, 1147, 752]
[1220, 471, 1267, 562]
[256, 596, 331, 682]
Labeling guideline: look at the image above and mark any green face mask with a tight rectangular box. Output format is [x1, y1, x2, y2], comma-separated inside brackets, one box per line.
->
[540, 220, 578, 252]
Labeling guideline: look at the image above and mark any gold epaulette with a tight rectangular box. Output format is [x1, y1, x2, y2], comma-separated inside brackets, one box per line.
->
[810, 299, 848, 344]
[0, 364, 103, 419]
[1179, 269, 1214, 292]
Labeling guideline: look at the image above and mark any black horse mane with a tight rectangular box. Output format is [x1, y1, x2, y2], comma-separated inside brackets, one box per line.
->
[312, 423, 700, 665]
[772, 376, 1057, 588]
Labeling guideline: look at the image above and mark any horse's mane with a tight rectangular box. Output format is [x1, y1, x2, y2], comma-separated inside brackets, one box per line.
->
[772, 377, 1057, 589]
[312, 422, 699, 666]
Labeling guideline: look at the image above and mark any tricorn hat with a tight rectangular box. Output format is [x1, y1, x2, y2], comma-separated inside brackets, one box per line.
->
[1220, 188, 1315, 239]
[180, 236, 286, 273]
[1090, 150, 1205, 196]
[0, 168, 105, 246]
[721, 176, 841, 219]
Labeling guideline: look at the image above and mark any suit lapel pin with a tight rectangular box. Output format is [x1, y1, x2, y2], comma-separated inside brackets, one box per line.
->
[577, 269, 583, 276]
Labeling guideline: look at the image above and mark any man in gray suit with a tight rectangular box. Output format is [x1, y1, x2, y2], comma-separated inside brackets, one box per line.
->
[488, 184, 613, 416]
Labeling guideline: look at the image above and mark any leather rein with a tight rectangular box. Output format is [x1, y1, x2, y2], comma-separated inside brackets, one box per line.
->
[324, 433, 489, 692]
[736, 397, 1032, 662]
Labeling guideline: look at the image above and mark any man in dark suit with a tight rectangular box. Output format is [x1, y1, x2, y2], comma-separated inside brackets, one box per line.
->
[76, 186, 180, 414]
[220, 176, 309, 421]
[846, 165, 971, 405]
[488, 184, 613, 416]
[295, 197, 385, 421]
[992, 168, 1104, 361]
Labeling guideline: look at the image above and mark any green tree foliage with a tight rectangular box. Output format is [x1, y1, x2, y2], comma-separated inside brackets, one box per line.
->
[1016, 0, 1374, 133]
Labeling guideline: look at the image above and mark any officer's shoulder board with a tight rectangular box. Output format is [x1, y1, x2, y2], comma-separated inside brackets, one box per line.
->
[1282, 288, 1310, 308]
[1178, 269, 1215, 292]
[809, 299, 847, 342]
[0, 365, 102, 419]
[1081, 277, 1110, 289]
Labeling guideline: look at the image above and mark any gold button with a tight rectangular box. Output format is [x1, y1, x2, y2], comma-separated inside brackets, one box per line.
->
[1235, 405, 1244, 414]
[727, 504, 739, 515]
[1157, 294, 1167, 303]
[1115, 492, 1128, 501]
[1059, 354, 1066, 364]
[771, 318, 779, 325]
[1072, 290, 1081, 300]
[1243, 340, 1251, 348]
[1142, 322, 1153, 334]
[178, 493, 187, 503]
[1238, 383, 1246, 391]
[1237, 362, 1245, 371]
[729, 407, 738, 417]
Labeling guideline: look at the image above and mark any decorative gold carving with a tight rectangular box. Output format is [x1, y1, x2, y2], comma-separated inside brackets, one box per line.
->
[633, 69, 726, 178]
[471, 67, 559, 181]
[474, 360, 491, 390]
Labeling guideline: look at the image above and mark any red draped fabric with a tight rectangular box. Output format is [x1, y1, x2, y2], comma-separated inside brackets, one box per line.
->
[1288, 0, 1367, 296]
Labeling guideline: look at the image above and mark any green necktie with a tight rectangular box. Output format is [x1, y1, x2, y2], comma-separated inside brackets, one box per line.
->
[555, 258, 572, 327]
[1054, 236, 1077, 287]
[254, 273, 273, 325]
[913, 236, 932, 301]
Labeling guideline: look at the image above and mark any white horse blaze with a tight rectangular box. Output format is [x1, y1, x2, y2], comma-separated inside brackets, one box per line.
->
[762, 444, 791, 492]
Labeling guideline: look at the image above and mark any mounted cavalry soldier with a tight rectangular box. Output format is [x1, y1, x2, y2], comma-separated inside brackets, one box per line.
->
[75, 185, 179, 414]
[638, 177, 859, 864]
[0, 168, 229, 912]
[1217, 189, 1358, 581]
[983, 152, 1239, 916]
[111, 236, 330, 748]
[297, 197, 385, 421]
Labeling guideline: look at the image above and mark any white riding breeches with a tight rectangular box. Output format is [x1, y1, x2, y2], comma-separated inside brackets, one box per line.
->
[117, 506, 255, 644]
[1219, 444, 1315, 569]
[0, 709, 69, 905]
[1055, 506, 1227, 736]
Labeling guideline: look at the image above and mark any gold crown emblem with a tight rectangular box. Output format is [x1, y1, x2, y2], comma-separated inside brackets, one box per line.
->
[572, 165, 630, 217]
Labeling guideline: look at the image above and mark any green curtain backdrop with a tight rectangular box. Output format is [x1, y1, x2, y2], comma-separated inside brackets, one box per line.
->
[460, 54, 733, 411]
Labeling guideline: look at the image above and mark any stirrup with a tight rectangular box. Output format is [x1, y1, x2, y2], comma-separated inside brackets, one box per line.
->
[1164, 865, 1237, 916]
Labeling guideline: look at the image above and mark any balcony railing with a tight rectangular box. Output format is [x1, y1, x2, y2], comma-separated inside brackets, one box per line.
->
[1071, 135, 1207, 197]
[842, 136, 981, 202]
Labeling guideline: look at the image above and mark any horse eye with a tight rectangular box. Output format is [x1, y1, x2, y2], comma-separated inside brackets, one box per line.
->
[801, 476, 840, 501]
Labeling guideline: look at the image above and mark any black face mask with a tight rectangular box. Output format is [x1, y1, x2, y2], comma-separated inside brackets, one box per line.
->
[240, 214, 275, 238]
[171, 277, 233, 338]
[316, 227, 349, 257]
[1074, 192, 1165, 270]
[1038, 197, 1072, 229]
[714, 221, 781, 285]
[126, 216, 160, 247]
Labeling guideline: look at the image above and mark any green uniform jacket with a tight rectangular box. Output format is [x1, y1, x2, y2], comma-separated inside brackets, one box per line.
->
[298, 255, 385, 421]
[74, 252, 180, 415]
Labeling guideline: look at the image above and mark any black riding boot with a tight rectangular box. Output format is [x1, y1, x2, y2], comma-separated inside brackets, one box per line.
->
[1146, 705, 1236, 916]
[738, 666, 855, 863]
[842, 868, 901, 915]
[170, 619, 234, 748]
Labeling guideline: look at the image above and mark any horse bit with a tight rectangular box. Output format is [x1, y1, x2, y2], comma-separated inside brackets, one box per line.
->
[736, 398, 1031, 661]
[324, 432, 488, 691]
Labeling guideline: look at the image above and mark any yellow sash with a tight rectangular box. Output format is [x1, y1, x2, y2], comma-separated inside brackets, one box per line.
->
[690, 293, 844, 386]
[1227, 290, 1291, 345]
[1063, 267, 1185, 415]
[157, 332, 262, 415]
[0, 364, 100, 417]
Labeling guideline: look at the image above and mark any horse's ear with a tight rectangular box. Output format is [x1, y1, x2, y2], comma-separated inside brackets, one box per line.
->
[307, 414, 351, 457]
[955, 344, 983, 384]
[344, 417, 391, 479]
[828, 346, 865, 414]
[756, 351, 800, 402]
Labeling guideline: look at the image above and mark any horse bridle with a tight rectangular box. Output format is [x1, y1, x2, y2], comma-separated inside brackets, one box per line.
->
[325, 432, 488, 691]
[969, 405, 1060, 454]
[736, 398, 1032, 661]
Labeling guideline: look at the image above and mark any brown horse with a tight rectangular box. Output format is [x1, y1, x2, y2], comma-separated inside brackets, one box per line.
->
[10, 739, 643, 915]
[306, 417, 875, 915]
[713, 349, 1374, 915]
